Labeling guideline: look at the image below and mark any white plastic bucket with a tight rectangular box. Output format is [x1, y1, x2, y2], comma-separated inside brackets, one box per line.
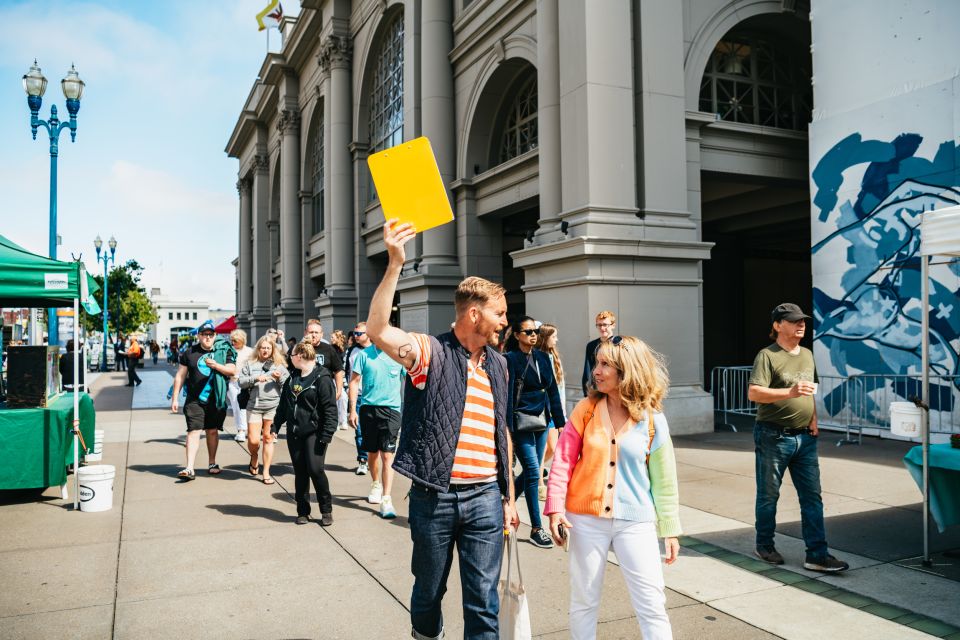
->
[890, 402, 922, 438]
[78, 465, 115, 512]
[86, 429, 104, 462]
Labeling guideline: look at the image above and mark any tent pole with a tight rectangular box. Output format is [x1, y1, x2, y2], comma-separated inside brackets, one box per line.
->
[73, 297, 80, 512]
[921, 254, 931, 567]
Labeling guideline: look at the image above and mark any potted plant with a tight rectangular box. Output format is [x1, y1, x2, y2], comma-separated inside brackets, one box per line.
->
[951, 433, 960, 449]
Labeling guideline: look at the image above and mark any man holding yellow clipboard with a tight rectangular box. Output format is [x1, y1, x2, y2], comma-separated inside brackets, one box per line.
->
[366, 214, 519, 639]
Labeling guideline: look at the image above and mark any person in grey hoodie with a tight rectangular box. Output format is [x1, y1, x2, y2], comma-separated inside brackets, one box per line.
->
[238, 336, 289, 484]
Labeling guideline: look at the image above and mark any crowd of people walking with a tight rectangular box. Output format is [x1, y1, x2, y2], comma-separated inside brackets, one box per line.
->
[156, 219, 846, 639]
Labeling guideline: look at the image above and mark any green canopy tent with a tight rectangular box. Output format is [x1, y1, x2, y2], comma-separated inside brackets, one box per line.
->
[0, 234, 101, 509]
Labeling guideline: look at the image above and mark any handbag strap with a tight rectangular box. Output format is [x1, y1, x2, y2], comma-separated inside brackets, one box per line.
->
[515, 353, 533, 402]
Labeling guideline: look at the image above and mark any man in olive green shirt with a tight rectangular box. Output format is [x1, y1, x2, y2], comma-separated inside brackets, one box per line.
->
[747, 303, 848, 573]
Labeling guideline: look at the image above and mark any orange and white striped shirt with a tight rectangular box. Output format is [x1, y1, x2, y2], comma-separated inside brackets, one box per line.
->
[409, 333, 498, 484]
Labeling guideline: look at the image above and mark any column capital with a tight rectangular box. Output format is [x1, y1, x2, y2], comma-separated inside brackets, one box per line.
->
[318, 35, 352, 74]
[277, 109, 301, 135]
[236, 177, 252, 196]
[254, 154, 270, 174]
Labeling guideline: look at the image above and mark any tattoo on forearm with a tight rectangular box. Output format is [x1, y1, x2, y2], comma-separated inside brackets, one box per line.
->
[398, 343, 413, 359]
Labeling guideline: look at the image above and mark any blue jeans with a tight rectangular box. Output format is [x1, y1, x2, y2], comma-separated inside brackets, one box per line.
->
[754, 422, 828, 560]
[512, 428, 548, 530]
[408, 481, 504, 640]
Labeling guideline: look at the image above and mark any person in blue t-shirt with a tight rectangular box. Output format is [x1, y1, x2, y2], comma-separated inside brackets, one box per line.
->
[348, 325, 406, 519]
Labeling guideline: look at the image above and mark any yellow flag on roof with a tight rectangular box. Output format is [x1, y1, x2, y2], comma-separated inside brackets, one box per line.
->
[256, 0, 283, 31]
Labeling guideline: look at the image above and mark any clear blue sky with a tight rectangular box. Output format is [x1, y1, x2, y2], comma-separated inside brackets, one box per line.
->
[0, 0, 298, 308]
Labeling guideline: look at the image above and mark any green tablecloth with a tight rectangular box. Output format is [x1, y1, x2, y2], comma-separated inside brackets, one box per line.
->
[0, 393, 96, 490]
[903, 443, 960, 532]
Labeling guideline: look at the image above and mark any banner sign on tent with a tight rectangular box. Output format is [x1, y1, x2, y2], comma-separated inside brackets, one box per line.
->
[44, 274, 69, 290]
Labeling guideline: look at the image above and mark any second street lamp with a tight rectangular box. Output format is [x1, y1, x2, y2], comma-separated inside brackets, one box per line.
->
[94, 235, 117, 372]
[24, 59, 86, 348]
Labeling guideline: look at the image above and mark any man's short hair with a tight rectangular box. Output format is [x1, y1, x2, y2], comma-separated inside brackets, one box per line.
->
[454, 277, 506, 315]
[305, 318, 323, 331]
[595, 310, 617, 324]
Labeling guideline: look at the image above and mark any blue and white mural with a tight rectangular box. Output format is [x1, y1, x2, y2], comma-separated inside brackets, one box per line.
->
[810, 134, 960, 424]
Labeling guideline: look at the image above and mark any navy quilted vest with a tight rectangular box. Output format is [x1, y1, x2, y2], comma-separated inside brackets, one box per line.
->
[393, 331, 510, 495]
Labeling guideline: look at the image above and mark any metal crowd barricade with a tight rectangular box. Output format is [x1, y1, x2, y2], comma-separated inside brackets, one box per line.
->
[710, 367, 959, 445]
[710, 366, 756, 432]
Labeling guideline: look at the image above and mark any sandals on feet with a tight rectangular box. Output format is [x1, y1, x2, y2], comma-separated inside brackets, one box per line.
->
[249, 463, 259, 476]
[262, 477, 275, 485]
[207, 463, 221, 475]
[177, 469, 195, 481]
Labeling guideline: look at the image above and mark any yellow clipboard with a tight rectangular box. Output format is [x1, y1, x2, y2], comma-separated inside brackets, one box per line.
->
[367, 136, 455, 233]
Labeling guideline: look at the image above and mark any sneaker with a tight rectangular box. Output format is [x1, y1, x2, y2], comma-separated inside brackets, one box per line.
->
[295, 515, 309, 525]
[804, 555, 849, 573]
[755, 547, 785, 565]
[379, 496, 396, 519]
[320, 513, 333, 527]
[356, 462, 368, 476]
[368, 481, 383, 504]
[234, 431, 247, 442]
[530, 528, 554, 549]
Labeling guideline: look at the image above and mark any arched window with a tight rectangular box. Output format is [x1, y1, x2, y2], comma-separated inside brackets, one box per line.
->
[368, 11, 404, 201]
[311, 113, 324, 234]
[497, 75, 538, 164]
[699, 34, 811, 131]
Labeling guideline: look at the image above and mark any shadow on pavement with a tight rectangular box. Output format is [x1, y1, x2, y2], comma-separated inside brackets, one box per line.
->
[0, 487, 58, 506]
[206, 503, 292, 523]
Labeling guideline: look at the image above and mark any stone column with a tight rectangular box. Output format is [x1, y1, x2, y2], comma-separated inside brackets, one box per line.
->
[535, 0, 562, 239]
[317, 34, 358, 332]
[396, 0, 460, 334]
[276, 76, 304, 336]
[512, 0, 714, 434]
[237, 177, 253, 331]
[250, 150, 273, 337]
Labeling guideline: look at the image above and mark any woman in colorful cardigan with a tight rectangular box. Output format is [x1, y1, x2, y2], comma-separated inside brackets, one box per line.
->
[544, 335, 681, 640]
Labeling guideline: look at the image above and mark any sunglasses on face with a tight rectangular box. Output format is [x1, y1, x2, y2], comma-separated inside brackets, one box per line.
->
[199, 332, 215, 338]
[519, 329, 539, 336]
[352, 331, 366, 337]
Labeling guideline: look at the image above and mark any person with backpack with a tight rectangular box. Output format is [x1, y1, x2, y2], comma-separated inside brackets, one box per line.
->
[272, 340, 339, 526]
[171, 320, 237, 480]
[125, 337, 143, 387]
[545, 335, 681, 640]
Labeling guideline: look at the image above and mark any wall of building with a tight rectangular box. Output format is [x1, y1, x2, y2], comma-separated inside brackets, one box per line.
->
[810, 1, 960, 426]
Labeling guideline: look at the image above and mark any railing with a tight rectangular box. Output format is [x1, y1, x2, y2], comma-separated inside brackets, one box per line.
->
[709, 366, 960, 445]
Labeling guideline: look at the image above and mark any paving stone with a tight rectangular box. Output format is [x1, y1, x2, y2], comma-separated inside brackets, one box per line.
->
[906, 618, 960, 637]
[861, 603, 914, 620]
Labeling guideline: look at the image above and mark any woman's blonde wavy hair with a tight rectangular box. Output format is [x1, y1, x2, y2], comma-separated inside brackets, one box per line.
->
[253, 336, 287, 367]
[589, 336, 669, 420]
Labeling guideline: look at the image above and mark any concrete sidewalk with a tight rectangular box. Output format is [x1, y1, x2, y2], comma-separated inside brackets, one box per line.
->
[0, 371, 957, 639]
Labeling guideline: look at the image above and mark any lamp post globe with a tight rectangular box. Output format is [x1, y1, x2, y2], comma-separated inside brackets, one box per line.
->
[25, 60, 84, 349]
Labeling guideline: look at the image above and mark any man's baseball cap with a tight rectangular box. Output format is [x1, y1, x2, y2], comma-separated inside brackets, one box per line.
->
[771, 303, 811, 322]
[197, 320, 216, 334]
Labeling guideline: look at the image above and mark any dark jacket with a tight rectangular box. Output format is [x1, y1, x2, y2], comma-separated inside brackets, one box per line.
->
[506, 348, 565, 431]
[393, 331, 511, 497]
[59, 351, 85, 388]
[272, 366, 339, 442]
[581, 337, 602, 396]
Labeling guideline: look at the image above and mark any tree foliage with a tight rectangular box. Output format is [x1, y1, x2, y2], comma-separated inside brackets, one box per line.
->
[81, 259, 157, 336]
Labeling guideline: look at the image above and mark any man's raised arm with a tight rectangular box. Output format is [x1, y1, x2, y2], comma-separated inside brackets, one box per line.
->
[366, 219, 420, 370]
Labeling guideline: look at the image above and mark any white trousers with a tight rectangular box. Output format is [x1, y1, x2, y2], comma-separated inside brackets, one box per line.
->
[567, 513, 672, 640]
[226, 380, 246, 431]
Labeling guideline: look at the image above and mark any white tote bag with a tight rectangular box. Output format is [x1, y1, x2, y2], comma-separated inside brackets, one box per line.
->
[497, 529, 532, 640]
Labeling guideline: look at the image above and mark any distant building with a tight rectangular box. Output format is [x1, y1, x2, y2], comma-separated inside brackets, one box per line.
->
[149, 289, 210, 345]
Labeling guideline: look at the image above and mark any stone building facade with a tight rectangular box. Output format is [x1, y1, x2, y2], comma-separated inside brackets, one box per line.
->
[226, 0, 814, 433]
